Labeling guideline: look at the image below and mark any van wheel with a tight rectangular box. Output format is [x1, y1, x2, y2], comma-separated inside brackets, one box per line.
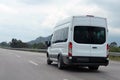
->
[47, 58, 52, 65]
[88, 66, 99, 71]
[58, 56, 64, 69]
[47, 55, 52, 65]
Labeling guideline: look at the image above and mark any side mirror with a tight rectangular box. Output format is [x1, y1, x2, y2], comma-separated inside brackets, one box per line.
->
[45, 41, 51, 47]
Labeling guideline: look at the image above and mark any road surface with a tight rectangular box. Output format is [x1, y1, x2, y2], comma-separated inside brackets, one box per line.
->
[0, 48, 120, 80]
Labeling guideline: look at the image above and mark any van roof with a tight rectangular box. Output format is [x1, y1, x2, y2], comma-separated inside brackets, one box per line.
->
[55, 15, 106, 28]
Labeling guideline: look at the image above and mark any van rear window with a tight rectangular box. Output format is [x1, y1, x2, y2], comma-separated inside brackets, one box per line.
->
[74, 26, 106, 44]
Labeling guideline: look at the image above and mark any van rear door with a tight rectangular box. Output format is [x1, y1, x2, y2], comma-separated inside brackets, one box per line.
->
[89, 27, 106, 57]
[72, 17, 107, 57]
[73, 26, 106, 57]
[90, 18, 107, 57]
[73, 26, 91, 56]
[90, 17, 107, 57]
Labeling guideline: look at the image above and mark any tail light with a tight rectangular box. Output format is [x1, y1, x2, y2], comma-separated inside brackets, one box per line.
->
[68, 42, 72, 57]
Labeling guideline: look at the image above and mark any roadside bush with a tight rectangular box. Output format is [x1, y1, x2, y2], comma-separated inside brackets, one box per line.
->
[109, 47, 120, 52]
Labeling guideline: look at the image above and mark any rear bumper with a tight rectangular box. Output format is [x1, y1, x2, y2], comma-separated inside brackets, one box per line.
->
[62, 56, 109, 66]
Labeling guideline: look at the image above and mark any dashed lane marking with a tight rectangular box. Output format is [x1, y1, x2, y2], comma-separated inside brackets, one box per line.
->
[16, 55, 21, 58]
[29, 60, 39, 66]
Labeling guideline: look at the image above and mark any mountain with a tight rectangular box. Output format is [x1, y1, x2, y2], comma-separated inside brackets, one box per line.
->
[28, 34, 120, 46]
[28, 35, 52, 45]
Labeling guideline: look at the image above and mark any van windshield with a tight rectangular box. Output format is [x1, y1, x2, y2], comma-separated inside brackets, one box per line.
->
[74, 26, 106, 44]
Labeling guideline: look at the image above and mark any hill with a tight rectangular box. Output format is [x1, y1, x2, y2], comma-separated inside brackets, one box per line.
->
[28, 35, 52, 45]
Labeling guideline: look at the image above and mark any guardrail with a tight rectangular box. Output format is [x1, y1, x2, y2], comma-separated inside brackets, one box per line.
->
[1, 47, 47, 53]
[12, 48, 47, 53]
[1, 47, 120, 56]
[109, 52, 120, 57]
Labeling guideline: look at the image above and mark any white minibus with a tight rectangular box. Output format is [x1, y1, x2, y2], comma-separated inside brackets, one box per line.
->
[46, 15, 109, 70]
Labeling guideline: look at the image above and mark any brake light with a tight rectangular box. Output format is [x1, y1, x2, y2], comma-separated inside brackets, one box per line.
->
[68, 42, 72, 57]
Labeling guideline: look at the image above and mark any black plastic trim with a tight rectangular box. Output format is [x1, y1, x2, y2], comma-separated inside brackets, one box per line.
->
[62, 56, 109, 66]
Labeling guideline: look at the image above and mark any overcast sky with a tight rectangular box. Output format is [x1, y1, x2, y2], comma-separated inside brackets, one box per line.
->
[0, 0, 120, 44]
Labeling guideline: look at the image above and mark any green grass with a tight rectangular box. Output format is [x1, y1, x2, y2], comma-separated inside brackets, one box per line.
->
[109, 56, 120, 61]
[109, 47, 120, 52]
[109, 47, 120, 61]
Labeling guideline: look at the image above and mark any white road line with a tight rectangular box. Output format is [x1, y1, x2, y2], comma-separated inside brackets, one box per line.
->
[29, 60, 39, 66]
[9, 53, 21, 58]
[16, 55, 21, 58]
[63, 78, 84, 80]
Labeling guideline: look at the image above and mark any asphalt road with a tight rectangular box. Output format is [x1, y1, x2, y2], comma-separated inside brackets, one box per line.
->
[0, 48, 120, 80]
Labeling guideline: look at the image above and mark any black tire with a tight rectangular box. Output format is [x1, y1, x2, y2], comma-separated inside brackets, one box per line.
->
[47, 58, 52, 65]
[58, 56, 64, 69]
[47, 53, 52, 65]
[88, 66, 99, 71]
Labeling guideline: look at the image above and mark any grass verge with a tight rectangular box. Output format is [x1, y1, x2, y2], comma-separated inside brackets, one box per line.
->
[109, 56, 120, 61]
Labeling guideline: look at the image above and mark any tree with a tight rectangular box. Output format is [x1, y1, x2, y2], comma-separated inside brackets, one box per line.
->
[110, 42, 117, 47]
[31, 43, 47, 49]
[10, 38, 28, 48]
[10, 39, 17, 48]
[0, 42, 9, 47]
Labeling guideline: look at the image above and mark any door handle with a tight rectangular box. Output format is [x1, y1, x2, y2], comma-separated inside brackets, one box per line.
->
[92, 47, 97, 49]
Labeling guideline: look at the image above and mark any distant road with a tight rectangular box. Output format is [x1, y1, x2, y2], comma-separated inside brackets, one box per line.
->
[0, 48, 120, 80]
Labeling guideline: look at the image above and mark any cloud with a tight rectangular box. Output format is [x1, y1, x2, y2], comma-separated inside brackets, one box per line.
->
[109, 27, 120, 35]
[0, 0, 120, 44]
[88, 0, 120, 27]
[19, 0, 71, 6]
[19, 0, 53, 5]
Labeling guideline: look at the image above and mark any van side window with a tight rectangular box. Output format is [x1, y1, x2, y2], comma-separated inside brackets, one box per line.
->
[52, 27, 69, 43]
